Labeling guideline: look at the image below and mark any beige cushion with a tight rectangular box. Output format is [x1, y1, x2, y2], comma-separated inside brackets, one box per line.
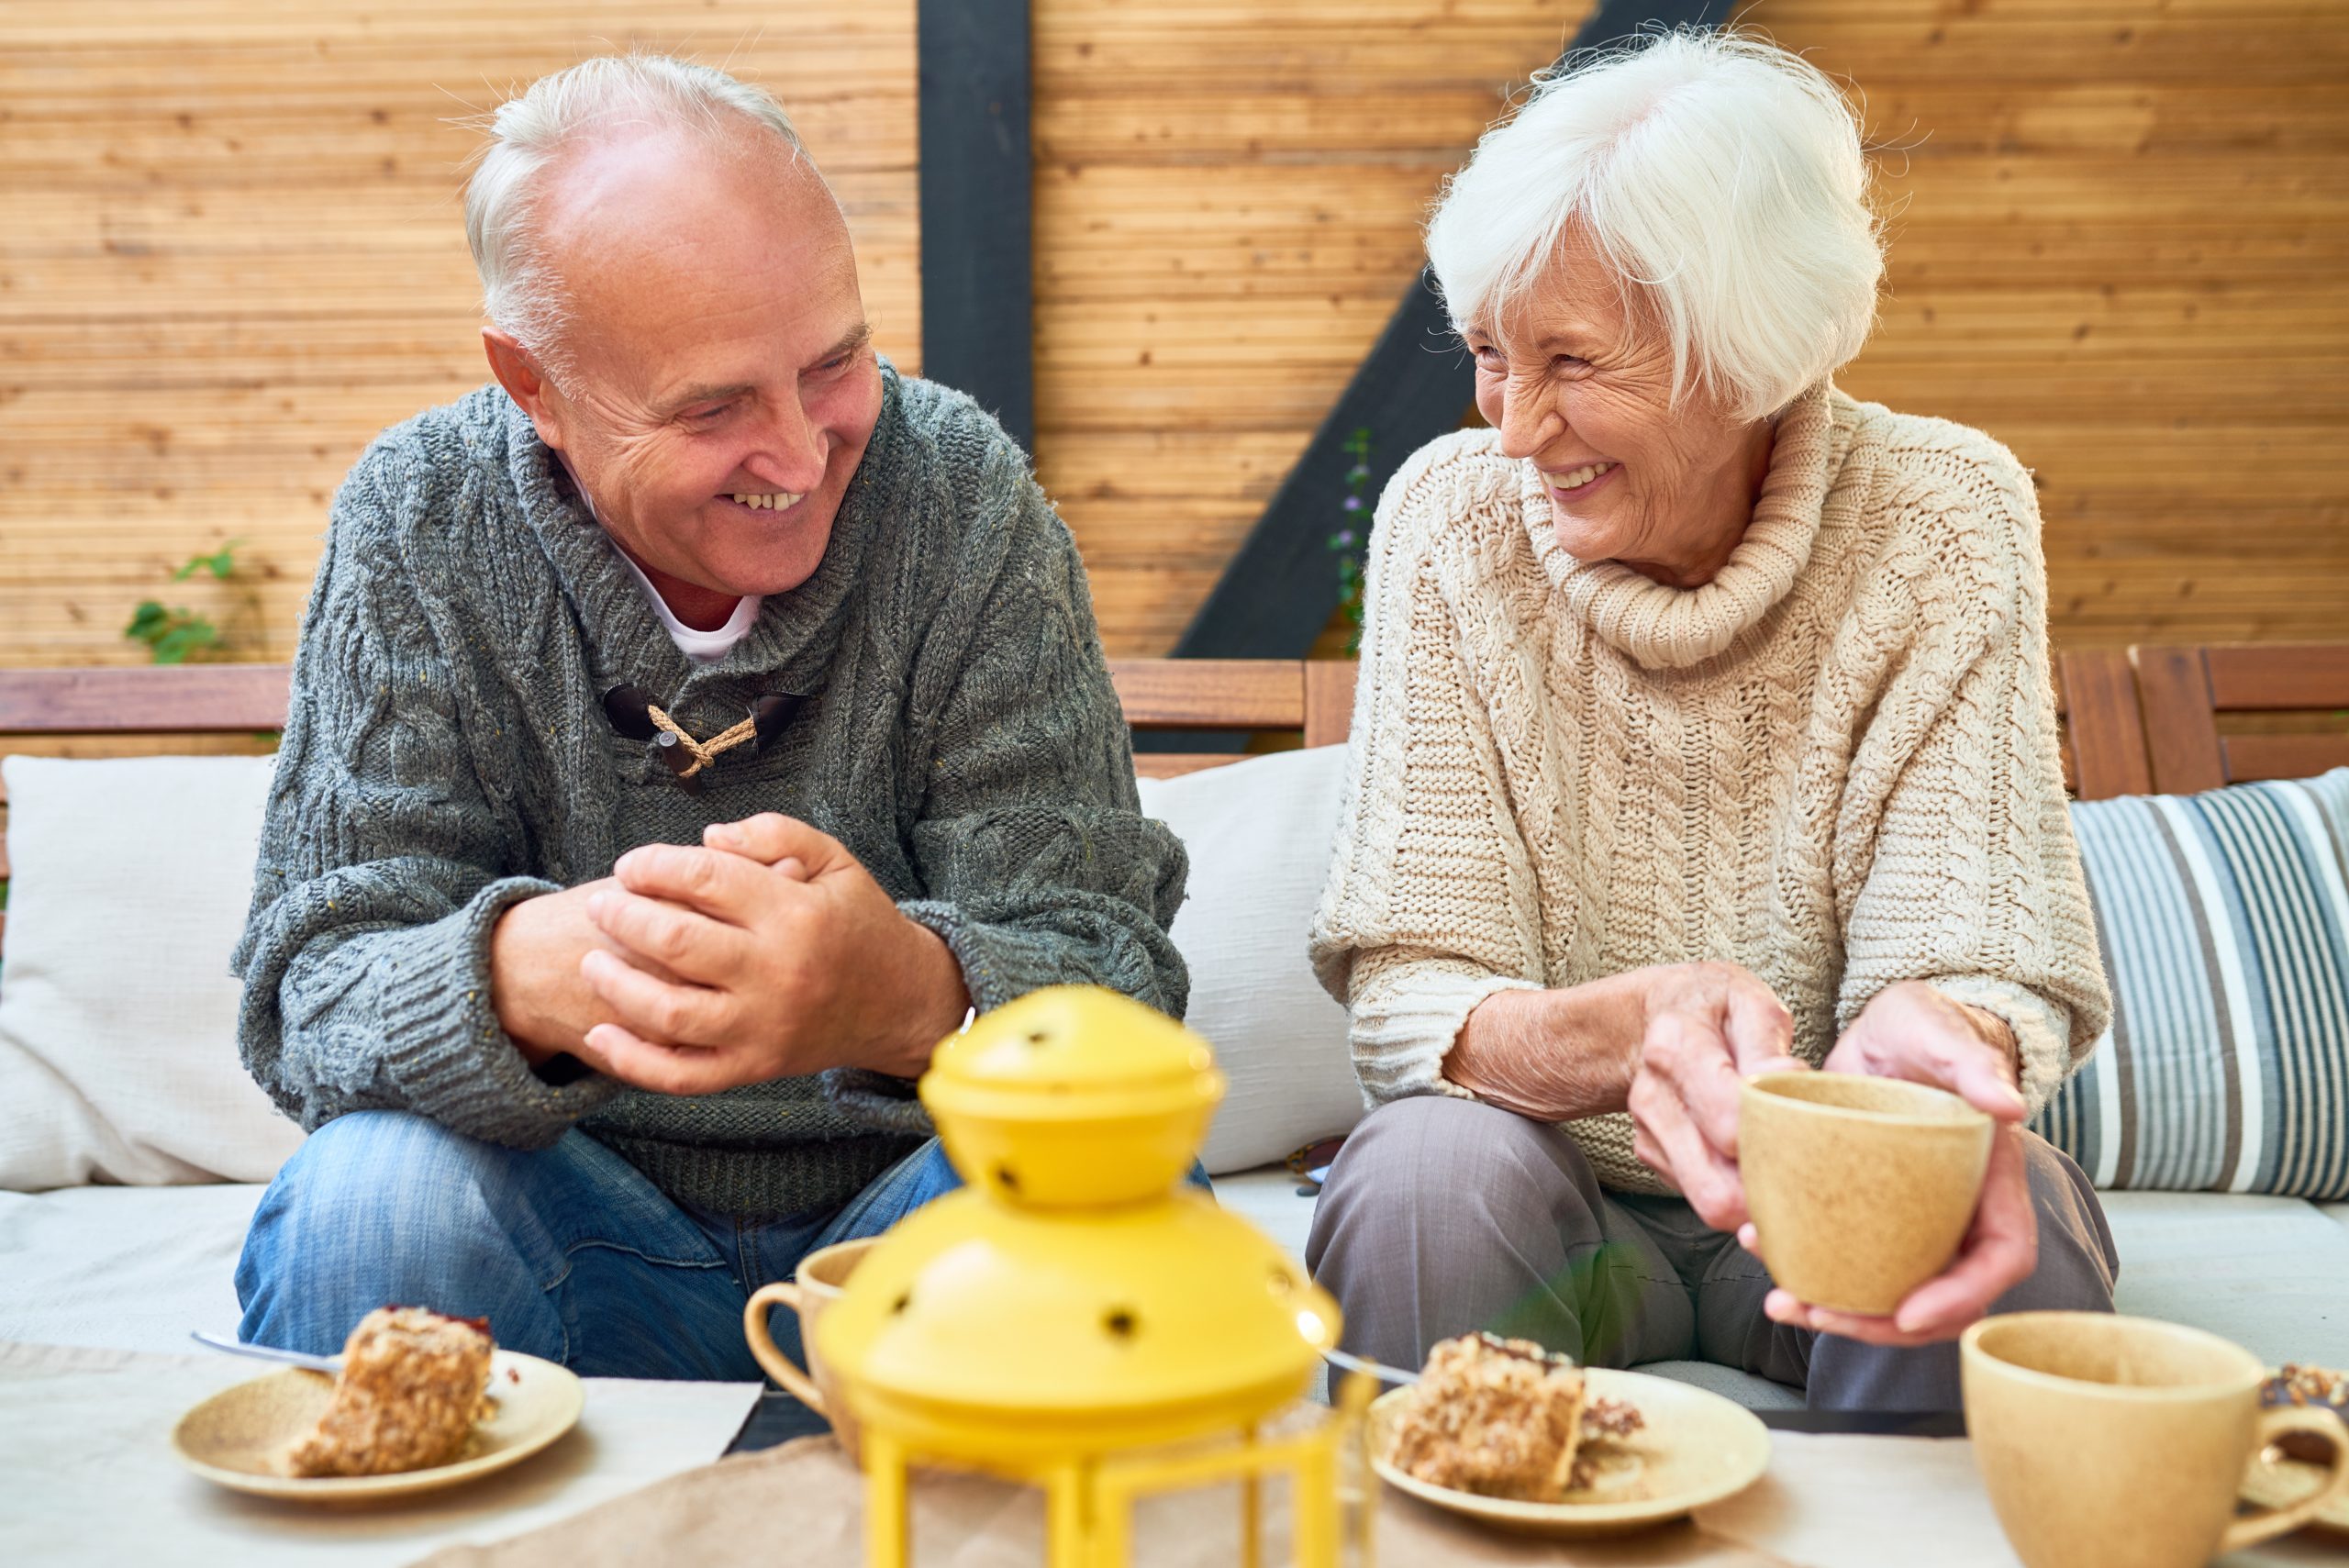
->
[1139, 747, 1365, 1174]
[0, 755, 300, 1188]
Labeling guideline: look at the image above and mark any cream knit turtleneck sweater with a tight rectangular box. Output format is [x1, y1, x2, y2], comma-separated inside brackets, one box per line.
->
[1309, 384, 2111, 1194]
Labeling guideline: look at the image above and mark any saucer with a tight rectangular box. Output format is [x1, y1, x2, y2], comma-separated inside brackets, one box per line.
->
[2242, 1442, 2349, 1537]
[1366, 1367, 1771, 1539]
[172, 1350, 583, 1501]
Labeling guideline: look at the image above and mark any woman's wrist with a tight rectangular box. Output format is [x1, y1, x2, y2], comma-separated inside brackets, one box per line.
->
[1952, 997, 2021, 1081]
[1443, 974, 1649, 1120]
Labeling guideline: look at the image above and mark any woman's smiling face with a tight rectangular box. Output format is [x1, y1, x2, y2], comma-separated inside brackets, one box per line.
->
[1464, 232, 1773, 588]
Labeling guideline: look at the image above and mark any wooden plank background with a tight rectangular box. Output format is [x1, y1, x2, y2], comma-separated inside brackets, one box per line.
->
[1765, 0, 2349, 649]
[1, 0, 2343, 677]
[0, 0, 919, 679]
[1032, 0, 1589, 653]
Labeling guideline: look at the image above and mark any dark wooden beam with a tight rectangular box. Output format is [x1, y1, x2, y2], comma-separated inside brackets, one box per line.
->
[917, 0, 1034, 451]
[1169, 269, 1461, 666]
[1162, 0, 1734, 683]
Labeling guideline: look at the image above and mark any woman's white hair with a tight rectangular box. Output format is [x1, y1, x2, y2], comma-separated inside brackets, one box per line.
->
[1425, 29, 1883, 420]
[463, 54, 805, 373]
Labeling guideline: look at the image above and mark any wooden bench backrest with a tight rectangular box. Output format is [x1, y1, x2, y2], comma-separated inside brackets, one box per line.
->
[2131, 643, 2349, 795]
[0, 647, 2232, 960]
[2058, 649, 2155, 801]
[0, 660, 1362, 955]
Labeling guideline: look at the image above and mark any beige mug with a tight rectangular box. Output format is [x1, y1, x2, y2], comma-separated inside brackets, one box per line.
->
[1963, 1311, 2349, 1568]
[744, 1236, 875, 1460]
[1738, 1071, 1992, 1316]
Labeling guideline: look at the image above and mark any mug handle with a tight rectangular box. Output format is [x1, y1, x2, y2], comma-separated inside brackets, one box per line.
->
[743, 1281, 826, 1414]
[2219, 1408, 2349, 1553]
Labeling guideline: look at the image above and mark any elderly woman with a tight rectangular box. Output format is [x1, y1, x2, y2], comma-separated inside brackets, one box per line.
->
[1307, 31, 2117, 1412]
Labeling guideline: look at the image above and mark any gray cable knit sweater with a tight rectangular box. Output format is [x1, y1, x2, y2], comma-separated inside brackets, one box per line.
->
[232, 365, 1189, 1218]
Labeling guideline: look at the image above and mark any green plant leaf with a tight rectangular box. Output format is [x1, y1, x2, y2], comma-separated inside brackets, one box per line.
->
[150, 619, 219, 664]
[173, 539, 243, 582]
[124, 600, 170, 639]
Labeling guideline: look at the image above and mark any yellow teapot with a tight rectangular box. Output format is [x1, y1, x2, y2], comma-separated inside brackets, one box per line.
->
[814, 985, 1372, 1567]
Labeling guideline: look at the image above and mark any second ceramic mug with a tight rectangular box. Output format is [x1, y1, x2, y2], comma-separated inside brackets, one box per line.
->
[1962, 1311, 2349, 1568]
[744, 1236, 875, 1461]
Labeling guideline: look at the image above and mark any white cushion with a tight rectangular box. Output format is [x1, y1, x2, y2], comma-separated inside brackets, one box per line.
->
[1212, 1163, 1319, 1260]
[0, 755, 300, 1188]
[1140, 747, 1364, 1174]
[0, 1183, 262, 1350]
[2100, 1190, 2349, 1368]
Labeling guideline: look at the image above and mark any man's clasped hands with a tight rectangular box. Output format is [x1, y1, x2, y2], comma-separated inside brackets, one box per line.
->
[489, 815, 970, 1095]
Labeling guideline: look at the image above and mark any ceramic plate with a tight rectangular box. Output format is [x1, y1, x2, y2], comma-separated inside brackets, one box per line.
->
[171, 1350, 584, 1501]
[2241, 1444, 2349, 1537]
[1366, 1368, 1770, 1539]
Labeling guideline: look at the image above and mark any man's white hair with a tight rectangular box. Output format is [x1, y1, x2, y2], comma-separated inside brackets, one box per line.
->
[463, 54, 805, 372]
[1425, 29, 1884, 420]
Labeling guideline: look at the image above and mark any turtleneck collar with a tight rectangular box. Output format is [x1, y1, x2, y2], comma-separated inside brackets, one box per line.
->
[1521, 381, 1849, 670]
[499, 361, 908, 716]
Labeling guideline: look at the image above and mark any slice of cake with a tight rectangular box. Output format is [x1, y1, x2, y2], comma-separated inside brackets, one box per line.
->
[283, 1307, 495, 1478]
[2262, 1362, 2347, 1464]
[1385, 1331, 1645, 1500]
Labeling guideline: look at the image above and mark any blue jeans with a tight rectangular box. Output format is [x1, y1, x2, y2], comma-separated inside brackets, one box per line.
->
[237, 1111, 970, 1383]
[239, 1110, 1215, 1390]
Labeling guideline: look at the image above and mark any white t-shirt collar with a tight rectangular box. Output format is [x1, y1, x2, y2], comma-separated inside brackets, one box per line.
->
[561, 454, 763, 664]
[614, 551, 763, 664]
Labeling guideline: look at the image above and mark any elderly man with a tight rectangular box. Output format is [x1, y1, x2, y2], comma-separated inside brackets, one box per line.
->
[231, 55, 1187, 1383]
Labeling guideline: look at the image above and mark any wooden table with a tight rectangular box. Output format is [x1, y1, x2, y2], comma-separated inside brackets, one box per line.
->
[707, 1396, 2338, 1568]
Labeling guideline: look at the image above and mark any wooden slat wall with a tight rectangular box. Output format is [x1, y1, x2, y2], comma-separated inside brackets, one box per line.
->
[1034, 0, 2347, 654]
[0, 1, 919, 674]
[5, 1, 2343, 670]
[1030, 1, 1587, 654]
[1760, 0, 2349, 648]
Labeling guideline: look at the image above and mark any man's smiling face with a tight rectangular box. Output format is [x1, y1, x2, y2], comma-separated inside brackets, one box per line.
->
[500, 129, 884, 603]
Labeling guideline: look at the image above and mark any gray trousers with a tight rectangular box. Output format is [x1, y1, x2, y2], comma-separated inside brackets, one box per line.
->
[1306, 1095, 2120, 1412]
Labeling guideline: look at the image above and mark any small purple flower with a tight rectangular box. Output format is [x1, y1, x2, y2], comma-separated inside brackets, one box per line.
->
[1341, 495, 1364, 512]
[1333, 528, 1357, 548]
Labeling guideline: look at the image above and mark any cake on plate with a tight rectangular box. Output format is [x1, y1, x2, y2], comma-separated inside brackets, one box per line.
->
[1385, 1330, 1645, 1500]
[2264, 1362, 2347, 1464]
[283, 1307, 495, 1478]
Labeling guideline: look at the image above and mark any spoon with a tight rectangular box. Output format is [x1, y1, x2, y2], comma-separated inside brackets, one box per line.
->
[1324, 1347, 1419, 1387]
[190, 1330, 342, 1374]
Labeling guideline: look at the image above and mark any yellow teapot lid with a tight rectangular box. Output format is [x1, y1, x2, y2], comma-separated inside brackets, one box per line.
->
[925, 984, 1213, 1095]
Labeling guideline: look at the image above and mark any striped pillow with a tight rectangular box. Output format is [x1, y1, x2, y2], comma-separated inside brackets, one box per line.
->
[2032, 768, 2349, 1196]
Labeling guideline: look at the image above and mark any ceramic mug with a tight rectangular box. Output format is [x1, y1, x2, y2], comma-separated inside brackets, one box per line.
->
[1963, 1311, 2349, 1568]
[744, 1236, 875, 1460]
[1737, 1071, 1993, 1316]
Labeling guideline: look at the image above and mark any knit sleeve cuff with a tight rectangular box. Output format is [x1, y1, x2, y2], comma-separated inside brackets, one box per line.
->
[1925, 973, 2076, 1118]
[1348, 960, 1545, 1108]
[373, 876, 622, 1147]
[896, 897, 1079, 1017]
[817, 899, 1052, 1140]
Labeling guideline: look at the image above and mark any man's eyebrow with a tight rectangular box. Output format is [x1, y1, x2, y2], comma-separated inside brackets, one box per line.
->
[656, 326, 873, 415]
[661, 382, 757, 416]
[819, 322, 875, 362]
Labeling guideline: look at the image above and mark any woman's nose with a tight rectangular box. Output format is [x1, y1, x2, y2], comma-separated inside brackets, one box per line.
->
[1495, 383, 1562, 462]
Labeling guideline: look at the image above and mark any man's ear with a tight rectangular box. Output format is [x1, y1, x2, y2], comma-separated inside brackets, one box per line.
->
[483, 328, 568, 450]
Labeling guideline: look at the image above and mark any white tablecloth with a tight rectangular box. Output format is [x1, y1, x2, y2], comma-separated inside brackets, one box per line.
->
[0, 1340, 762, 1568]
